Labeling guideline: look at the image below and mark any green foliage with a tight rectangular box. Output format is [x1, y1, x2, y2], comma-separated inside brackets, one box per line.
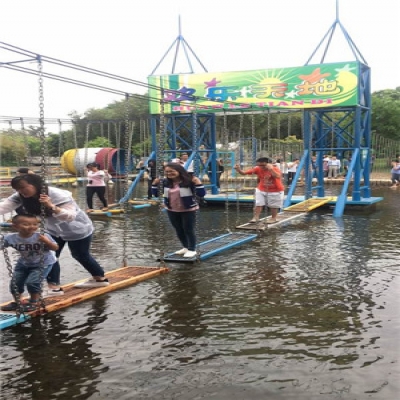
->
[0, 133, 28, 165]
[371, 87, 400, 140]
[87, 137, 113, 148]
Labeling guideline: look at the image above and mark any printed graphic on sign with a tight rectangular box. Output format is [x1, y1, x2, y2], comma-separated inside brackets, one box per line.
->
[148, 62, 359, 114]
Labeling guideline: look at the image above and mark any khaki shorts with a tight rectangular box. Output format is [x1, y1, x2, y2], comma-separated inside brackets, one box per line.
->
[254, 188, 284, 209]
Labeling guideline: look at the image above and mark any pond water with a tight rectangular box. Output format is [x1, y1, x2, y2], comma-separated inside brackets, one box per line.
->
[0, 183, 399, 400]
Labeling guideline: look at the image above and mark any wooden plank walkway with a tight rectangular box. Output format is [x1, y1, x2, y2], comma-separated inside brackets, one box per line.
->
[283, 197, 335, 212]
[236, 212, 306, 231]
[0, 266, 169, 330]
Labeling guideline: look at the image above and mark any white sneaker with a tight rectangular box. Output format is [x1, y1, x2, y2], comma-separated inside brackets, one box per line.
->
[74, 279, 109, 288]
[183, 250, 197, 258]
[174, 248, 188, 255]
[45, 288, 64, 297]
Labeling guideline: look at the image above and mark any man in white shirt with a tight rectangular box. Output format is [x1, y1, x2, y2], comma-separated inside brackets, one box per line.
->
[328, 155, 341, 179]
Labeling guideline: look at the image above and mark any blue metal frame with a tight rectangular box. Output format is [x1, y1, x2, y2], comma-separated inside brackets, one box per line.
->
[150, 113, 220, 194]
[284, 0, 373, 217]
[150, 16, 208, 75]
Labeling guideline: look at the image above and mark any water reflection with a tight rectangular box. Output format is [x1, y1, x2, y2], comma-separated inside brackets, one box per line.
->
[0, 184, 399, 399]
[1, 298, 110, 400]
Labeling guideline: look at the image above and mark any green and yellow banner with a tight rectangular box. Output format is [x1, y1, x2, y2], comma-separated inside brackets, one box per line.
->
[148, 61, 359, 114]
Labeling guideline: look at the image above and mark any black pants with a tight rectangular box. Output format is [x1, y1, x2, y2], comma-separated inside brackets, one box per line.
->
[86, 186, 107, 209]
[147, 180, 153, 199]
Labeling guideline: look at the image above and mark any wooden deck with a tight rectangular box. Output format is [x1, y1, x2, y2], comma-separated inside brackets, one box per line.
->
[0, 266, 169, 330]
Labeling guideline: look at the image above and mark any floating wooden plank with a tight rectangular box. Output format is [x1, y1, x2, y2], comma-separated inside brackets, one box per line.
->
[236, 212, 306, 231]
[87, 210, 113, 217]
[284, 197, 334, 212]
[46, 177, 78, 185]
[128, 199, 158, 206]
[162, 232, 257, 263]
[0, 266, 169, 330]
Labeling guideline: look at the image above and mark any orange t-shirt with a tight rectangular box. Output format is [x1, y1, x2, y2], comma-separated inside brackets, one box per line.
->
[243, 166, 284, 192]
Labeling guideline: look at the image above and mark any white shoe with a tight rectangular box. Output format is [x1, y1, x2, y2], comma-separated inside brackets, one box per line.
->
[74, 279, 109, 288]
[174, 248, 188, 255]
[44, 288, 64, 297]
[183, 250, 197, 258]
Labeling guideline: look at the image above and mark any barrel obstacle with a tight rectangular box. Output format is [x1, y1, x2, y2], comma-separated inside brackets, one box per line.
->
[61, 147, 134, 177]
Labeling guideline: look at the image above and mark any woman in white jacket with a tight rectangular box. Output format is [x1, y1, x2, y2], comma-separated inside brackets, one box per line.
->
[0, 174, 109, 288]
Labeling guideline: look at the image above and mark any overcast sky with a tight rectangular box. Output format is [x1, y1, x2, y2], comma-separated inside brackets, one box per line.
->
[0, 0, 399, 128]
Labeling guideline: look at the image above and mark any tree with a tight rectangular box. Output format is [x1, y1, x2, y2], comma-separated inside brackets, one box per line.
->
[371, 87, 400, 140]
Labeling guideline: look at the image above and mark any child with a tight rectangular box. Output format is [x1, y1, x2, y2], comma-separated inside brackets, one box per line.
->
[0, 214, 59, 312]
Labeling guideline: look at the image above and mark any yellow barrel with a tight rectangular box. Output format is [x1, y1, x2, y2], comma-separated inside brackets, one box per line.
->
[61, 149, 77, 175]
[60, 148, 103, 176]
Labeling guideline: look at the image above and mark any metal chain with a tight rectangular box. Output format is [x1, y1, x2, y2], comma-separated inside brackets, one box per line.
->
[235, 113, 244, 226]
[156, 97, 166, 268]
[122, 94, 131, 268]
[222, 111, 231, 233]
[37, 55, 47, 312]
[192, 106, 201, 262]
[1, 235, 26, 317]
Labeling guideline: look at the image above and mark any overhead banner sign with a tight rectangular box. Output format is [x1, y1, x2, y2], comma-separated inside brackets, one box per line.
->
[148, 61, 359, 114]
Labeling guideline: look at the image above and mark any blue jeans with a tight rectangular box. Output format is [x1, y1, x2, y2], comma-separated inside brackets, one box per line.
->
[46, 234, 105, 285]
[167, 210, 197, 251]
[11, 261, 53, 295]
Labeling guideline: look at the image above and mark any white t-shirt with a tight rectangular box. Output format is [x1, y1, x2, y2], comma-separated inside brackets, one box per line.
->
[2, 232, 57, 267]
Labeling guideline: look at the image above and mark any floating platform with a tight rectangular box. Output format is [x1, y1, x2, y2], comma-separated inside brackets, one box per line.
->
[287, 195, 384, 207]
[204, 193, 255, 205]
[236, 212, 306, 231]
[128, 199, 158, 206]
[162, 232, 257, 263]
[284, 197, 335, 212]
[46, 177, 78, 186]
[204, 193, 383, 207]
[0, 266, 169, 330]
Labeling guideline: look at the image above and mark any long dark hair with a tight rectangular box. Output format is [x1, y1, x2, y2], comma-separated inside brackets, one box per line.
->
[11, 174, 50, 216]
[164, 163, 193, 188]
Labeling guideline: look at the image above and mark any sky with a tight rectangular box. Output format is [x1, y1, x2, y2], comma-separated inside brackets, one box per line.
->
[0, 0, 399, 129]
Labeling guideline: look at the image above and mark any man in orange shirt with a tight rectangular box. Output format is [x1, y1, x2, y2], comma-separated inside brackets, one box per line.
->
[234, 157, 284, 224]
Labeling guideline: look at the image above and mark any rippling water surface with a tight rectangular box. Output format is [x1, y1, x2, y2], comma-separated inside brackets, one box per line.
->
[1, 184, 399, 399]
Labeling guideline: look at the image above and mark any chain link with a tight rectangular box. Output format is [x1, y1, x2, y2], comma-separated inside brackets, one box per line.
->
[192, 107, 201, 262]
[122, 94, 131, 268]
[37, 56, 47, 312]
[222, 111, 231, 233]
[2, 236, 26, 317]
[156, 97, 166, 268]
